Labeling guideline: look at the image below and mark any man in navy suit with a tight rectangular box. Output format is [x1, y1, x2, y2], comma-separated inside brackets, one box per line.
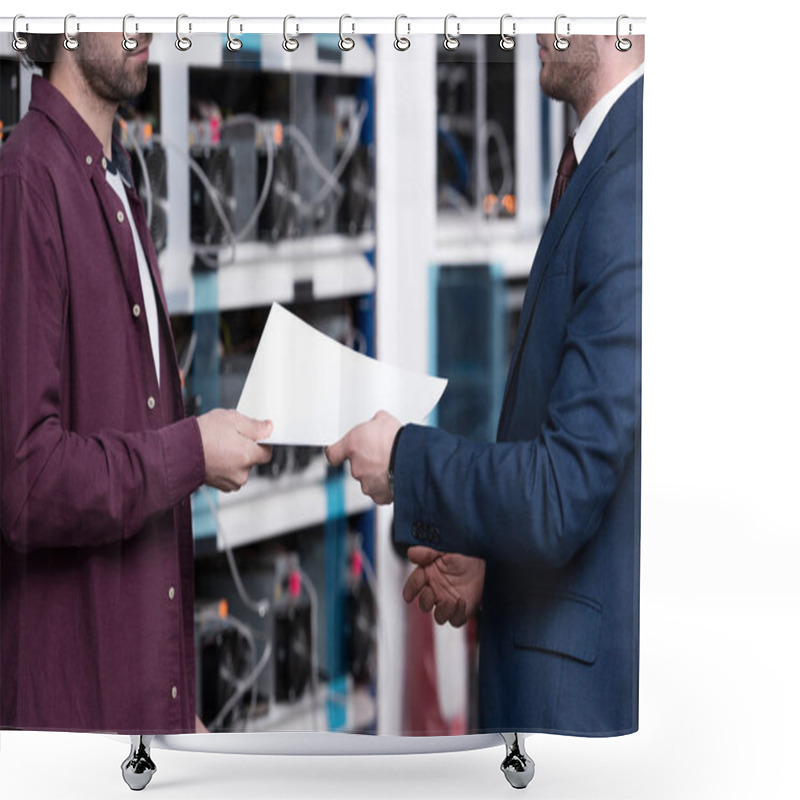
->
[327, 34, 644, 736]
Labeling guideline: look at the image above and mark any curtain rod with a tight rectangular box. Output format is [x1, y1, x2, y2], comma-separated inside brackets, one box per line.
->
[1, 15, 646, 37]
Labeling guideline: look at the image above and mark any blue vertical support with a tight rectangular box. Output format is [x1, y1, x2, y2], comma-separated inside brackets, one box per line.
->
[192, 270, 221, 413]
[357, 46, 377, 360]
[355, 54, 378, 726]
[325, 468, 348, 730]
[192, 270, 220, 539]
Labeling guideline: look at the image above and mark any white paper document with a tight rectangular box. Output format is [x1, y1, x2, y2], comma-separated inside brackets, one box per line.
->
[236, 304, 448, 445]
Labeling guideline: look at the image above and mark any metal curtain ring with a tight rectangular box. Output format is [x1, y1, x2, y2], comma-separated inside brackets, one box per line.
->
[499, 14, 516, 51]
[443, 14, 460, 51]
[339, 14, 355, 51]
[175, 14, 192, 51]
[227, 15, 243, 52]
[283, 15, 299, 52]
[554, 14, 570, 51]
[122, 14, 138, 51]
[394, 14, 411, 51]
[12, 14, 28, 52]
[616, 14, 632, 52]
[63, 14, 79, 51]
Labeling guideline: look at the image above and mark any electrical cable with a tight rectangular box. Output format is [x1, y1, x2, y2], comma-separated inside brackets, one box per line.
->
[479, 118, 514, 216]
[198, 485, 271, 618]
[133, 99, 365, 262]
[440, 185, 473, 214]
[283, 99, 368, 217]
[204, 610, 257, 730]
[353, 541, 391, 696]
[118, 118, 154, 229]
[217, 114, 276, 244]
[197, 484, 275, 730]
[153, 116, 275, 264]
[178, 330, 197, 381]
[151, 132, 238, 268]
[298, 566, 321, 731]
[209, 623, 273, 732]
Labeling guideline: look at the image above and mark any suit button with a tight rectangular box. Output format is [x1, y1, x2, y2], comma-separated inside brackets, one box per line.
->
[117, 210, 125, 224]
[147, 396, 156, 410]
[133, 304, 141, 318]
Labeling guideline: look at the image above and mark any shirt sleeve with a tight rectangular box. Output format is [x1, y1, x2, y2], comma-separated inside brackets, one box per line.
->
[0, 173, 206, 554]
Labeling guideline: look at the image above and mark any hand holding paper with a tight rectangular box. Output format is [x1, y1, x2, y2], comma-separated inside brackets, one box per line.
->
[197, 409, 274, 492]
[236, 304, 447, 446]
[325, 410, 401, 505]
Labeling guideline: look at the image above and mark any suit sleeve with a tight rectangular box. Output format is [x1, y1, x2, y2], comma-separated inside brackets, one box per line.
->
[392, 158, 641, 568]
[0, 173, 206, 554]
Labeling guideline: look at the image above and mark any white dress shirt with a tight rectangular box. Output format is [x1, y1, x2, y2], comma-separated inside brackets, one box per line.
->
[106, 162, 161, 386]
[573, 62, 645, 164]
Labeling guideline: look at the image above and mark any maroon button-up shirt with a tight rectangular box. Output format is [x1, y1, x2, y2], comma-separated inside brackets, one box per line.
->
[0, 76, 206, 733]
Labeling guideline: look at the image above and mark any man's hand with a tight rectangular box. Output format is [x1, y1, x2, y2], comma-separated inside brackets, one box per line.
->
[197, 409, 273, 492]
[403, 547, 485, 627]
[325, 411, 401, 505]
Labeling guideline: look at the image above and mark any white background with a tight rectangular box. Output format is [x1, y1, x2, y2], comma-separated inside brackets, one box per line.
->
[2, 0, 799, 798]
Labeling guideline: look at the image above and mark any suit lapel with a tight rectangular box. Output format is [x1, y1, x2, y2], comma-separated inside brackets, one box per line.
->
[497, 78, 642, 439]
[497, 132, 608, 438]
[509, 133, 607, 363]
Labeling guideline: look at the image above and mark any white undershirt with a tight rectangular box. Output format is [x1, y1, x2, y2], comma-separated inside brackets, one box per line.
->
[573, 62, 645, 164]
[106, 167, 161, 387]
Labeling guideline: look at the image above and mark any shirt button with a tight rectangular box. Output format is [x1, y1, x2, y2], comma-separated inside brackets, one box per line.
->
[101, 157, 108, 170]
[147, 396, 156, 410]
[171, 686, 178, 700]
[117, 210, 125, 224]
[168, 586, 175, 600]
[85, 155, 92, 166]
[132, 304, 141, 318]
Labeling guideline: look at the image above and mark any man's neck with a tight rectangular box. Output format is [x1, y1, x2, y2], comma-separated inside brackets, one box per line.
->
[575, 46, 644, 122]
[49, 66, 117, 158]
[572, 61, 643, 164]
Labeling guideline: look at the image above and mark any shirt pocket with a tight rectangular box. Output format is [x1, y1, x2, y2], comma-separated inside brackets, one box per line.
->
[513, 590, 603, 666]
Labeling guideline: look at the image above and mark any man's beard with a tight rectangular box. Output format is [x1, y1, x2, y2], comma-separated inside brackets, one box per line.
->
[539, 37, 599, 111]
[77, 49, 147, 104]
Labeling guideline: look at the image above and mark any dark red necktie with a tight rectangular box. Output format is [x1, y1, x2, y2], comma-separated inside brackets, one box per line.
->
[549, 135, 577, 217]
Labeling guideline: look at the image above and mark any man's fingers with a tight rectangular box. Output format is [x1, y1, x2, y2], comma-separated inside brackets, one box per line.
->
[325, 435, 348, 467]
[450, 598, 468, 628]
[418, 585, 436, 614]
[402, 566, 427, 604]
[406, 546, 441, 567]
[434, 597, 456, 626]
[252, 442, 273, 465]
[236, 414, 273, 442]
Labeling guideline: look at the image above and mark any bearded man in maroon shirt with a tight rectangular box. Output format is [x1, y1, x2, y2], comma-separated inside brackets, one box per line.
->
[0, 33, 272, 733]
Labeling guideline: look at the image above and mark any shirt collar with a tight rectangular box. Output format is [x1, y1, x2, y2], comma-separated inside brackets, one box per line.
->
[28, 75, 107, 179]
[573, 62, 645, 163]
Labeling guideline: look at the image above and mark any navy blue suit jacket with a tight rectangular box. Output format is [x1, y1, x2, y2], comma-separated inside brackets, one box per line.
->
[393, 77, 643, 736]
